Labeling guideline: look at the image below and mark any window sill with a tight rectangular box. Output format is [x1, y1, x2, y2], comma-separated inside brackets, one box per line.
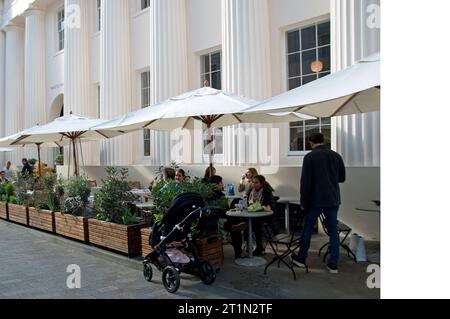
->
[134, 7, 150, 19]
[53, 49, 64, 58]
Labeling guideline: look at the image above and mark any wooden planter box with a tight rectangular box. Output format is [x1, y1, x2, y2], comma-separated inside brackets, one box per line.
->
[141, 228, 153, 257]
[7, 204, 28, 225]
[0, 202, 7, 220]
[28, 208, 55, 233]
[141, 228, 224, 269]
[54, 212, 89, 243]
[194, 235, 224, 269]
[88, 219, 143, 256]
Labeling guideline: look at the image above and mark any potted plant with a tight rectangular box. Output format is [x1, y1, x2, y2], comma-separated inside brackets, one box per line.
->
[90, 167, 143, 256]
[55, 154, 64, 166]
[55, 175, 92, 243]
[28, 173, 59, 233]
[8, 173, 34, 225]
[0, 183, 17, 220]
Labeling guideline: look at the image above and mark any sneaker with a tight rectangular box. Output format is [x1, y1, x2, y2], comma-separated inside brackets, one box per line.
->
[290, 255, 307, 269]
[326, 263, 339, 274]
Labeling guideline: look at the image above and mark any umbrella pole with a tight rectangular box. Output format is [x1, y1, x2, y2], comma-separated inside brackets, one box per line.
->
[207, 123, 213, 176]
[36, 143, 42, 177]
[71, 138, 78, 176]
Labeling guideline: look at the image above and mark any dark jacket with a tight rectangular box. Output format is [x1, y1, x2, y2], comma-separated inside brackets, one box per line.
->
[21, 163, 33, 176]
[300, 145, 346, 209]
[250, 188, 275, 211]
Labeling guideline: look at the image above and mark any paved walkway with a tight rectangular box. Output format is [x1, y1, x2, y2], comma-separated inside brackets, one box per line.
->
[0, 220, 379, 299]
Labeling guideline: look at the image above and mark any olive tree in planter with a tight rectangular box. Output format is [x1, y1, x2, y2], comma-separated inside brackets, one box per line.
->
[55, 175, 92, 243]
[8, 173, 34, 225]
[91, 167, 143, 256]
[0, 183, 17, 220]
[28, 173, 60, 233]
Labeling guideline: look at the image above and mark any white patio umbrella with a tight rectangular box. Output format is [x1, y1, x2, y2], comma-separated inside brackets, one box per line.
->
[5, 115, 121, 176]
[94, 86, 315, 170]
[242, 53, 380, 118]
[0, 127, 70, 176]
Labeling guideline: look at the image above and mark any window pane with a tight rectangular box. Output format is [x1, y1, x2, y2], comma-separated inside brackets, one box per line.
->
[318, 46, 331, 72]
[287, 30, 300, 53]
[144, 141, 151, 157]
[317, 21, 330, 46]
[319, 72, 330, 78]
[288, 53, 300, 77]
[302, 49, 317, 75]
[289, 78, 301, 90]
[301, 25, 316, 51]
[321, 117, 331, 125]
[302, 74, 317, 85]
[211, 52, 221, 72]
[211, 71, 221, 90]
[321, 127, 332, 149]
[290, 126, 304, 152]
[201, 55, 210, 74]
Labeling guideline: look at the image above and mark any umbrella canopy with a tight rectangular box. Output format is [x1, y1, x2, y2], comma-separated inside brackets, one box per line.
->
[94, 87, 315, 133]
[6, 115, 120, 176]
[242, 53, 380, 118]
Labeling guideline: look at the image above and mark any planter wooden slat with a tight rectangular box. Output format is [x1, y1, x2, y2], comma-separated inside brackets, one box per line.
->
[7, 204, 28, 225]
[141, 228, 153, 257]
[54, 212, 89, 243]
[0, 202, 7, 220]
[28, 208, 55, 233]
[88, 219, 143, 256]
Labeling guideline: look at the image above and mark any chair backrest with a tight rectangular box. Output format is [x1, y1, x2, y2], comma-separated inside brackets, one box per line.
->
[318, 214, 330, 235]
[86, 180, 97, 188]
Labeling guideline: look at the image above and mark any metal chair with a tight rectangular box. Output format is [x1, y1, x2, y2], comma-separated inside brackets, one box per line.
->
[318, 214, 356, 263]
[262, 213, 307, 280]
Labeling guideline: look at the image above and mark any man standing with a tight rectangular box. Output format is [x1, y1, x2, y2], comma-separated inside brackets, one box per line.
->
[291, 133, 346, 274]
[21, 158, 34, 177]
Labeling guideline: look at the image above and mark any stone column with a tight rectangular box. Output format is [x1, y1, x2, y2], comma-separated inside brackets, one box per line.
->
[331, 0, 380, 166]
[65, 0, 98, 165]
[0, 12, 5, 166]
[221, 0, 272, 166]
[23, 6, 47, 161]
[3, 24, 24, 166]
[100, 0, 133, 166]
[149, 0, 188, 166]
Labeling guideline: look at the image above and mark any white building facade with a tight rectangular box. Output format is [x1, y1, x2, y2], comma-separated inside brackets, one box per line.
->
[0, 0, 380, 238]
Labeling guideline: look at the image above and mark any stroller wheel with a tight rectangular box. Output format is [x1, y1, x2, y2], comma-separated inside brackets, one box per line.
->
[143, 262, 153, 282]
[162, 266, 180, 293]
[199, 260, 216, 285]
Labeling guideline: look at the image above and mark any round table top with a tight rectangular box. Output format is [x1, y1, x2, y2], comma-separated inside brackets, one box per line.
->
[226, 210, 273, 218]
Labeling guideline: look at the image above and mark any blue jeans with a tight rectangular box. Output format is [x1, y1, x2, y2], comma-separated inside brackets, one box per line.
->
[297, 206, 340, 266]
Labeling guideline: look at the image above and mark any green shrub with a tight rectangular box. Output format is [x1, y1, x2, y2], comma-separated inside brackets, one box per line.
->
[8, 196, 17, 204]
[94, 167, 138, 225]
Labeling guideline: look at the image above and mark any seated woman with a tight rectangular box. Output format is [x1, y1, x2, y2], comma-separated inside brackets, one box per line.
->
[238, 168, 258, 196]
[201, 166, 216, 184]
[175, 169, 186, 183]
[247, 175, 275, 256]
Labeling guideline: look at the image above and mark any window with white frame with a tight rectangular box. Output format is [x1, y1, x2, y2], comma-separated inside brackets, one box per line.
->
[141, 71, 151, 157]
[96, 0, 101, 32]
[57, 8, 65, 51]
[200, 51, 221, 89]
[286, 20, 332, 154]
[141, 0, 150, 10]
[200, 50, 223, 157]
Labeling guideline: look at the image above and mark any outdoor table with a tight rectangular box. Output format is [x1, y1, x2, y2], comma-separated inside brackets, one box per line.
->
[277, 197, 300, 235]
[131, 189, 151, 203]
[226, 210, 273, 267]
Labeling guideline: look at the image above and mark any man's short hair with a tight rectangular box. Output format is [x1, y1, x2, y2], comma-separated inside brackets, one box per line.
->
[208, 175, 223, 185]
[22, 158, 28, 162]
[163, 167, 176, 180]
[308, 133, 325, 144]
[0, 171, 5, 174]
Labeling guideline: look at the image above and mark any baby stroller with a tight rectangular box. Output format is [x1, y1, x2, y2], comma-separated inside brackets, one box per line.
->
[142, 192, 217, 293]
